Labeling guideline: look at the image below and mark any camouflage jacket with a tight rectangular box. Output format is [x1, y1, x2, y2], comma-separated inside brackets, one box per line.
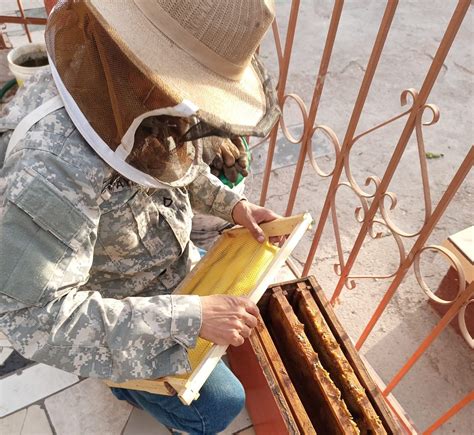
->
[0, 71, 243, 382]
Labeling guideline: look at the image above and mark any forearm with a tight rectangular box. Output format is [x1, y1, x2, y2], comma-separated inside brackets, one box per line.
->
[188, 169, 244, 222]
[0, 290, 202, 382]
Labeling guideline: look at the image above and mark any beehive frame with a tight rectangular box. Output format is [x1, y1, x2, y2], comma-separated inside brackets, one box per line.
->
[228, 277, 400, 434]
[106, 213, 312, 404]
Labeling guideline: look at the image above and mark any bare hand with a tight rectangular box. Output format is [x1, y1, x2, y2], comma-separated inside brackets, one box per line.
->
[199, 295, 259, 346]
[232, 200, 280, 243]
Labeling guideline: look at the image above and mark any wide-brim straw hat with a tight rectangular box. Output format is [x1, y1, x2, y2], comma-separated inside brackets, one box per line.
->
[87, 0, 279, 137]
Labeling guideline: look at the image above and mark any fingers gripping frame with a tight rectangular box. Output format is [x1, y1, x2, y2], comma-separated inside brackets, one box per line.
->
[106, 213, 312, 405]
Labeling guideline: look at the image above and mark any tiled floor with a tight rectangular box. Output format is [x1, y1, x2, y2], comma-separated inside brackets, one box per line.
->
[0, 329, 258, 434]
[1, 405, 53, 435]
[0, 363, 79, 417]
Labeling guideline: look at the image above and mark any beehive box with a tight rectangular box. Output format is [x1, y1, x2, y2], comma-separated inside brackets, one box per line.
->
[228, 276, 400, 434]
[106, 214, 312, 405]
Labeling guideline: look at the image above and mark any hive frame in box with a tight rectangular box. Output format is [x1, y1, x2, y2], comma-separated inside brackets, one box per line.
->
[106, 213, 312, 405]
[228, 276, 401, 434]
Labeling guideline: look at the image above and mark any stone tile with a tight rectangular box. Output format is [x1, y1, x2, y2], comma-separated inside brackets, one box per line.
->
[4, 23, 24, 36]
[0, 1, 22, 11]
[21, 405, 53, 435]
[0, 408, 26, 434]
[223, 407, 252, 434]
[0, 1, 16, 12]
[123, 408, 170, 435]
[0, 347, 13, 365]
[45, 378, 132, 435]
[0, 364, 79, 417]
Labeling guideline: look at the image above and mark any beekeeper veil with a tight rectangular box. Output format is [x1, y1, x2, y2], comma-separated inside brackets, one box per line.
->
[44, 0, 279, 188]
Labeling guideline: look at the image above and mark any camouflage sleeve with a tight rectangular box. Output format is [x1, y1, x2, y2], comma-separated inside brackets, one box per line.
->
[188, 167, 245, 223]
[0, 147, 201, 382]
[0, 132, 10, 169]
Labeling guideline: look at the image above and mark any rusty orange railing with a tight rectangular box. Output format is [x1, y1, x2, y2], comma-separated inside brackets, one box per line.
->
[258, 0, 473, 433]
[0, 0, 48, 47]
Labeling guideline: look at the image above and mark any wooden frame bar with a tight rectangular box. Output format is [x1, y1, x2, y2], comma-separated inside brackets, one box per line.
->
[293, 285, 386, 433]
[253, 316, 315, 434]
[229, 334, 299, 434]
[267, 288, 358, 434]
[296, 277, 400, 433]
[230, 317, 313, 435]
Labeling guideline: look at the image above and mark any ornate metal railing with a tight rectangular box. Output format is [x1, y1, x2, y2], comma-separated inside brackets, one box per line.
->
[258, 1, 473, 433]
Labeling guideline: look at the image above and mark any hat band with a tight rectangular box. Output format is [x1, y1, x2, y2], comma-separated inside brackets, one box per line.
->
[133, 0, 248, 81]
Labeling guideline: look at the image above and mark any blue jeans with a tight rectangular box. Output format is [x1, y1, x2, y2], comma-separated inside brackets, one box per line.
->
[111, 361, 245, 434]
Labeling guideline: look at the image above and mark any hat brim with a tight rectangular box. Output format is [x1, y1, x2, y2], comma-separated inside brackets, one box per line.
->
[88, 0, 278, 136]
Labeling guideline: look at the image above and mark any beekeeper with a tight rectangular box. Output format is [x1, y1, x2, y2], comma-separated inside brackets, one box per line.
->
[0, 0, 280, 433]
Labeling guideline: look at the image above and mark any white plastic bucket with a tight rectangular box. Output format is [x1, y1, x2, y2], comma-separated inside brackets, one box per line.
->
[7, 43, 50, 86]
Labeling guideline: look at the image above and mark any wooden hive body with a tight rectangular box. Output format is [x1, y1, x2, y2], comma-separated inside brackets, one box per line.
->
[228, 277, 401, 434]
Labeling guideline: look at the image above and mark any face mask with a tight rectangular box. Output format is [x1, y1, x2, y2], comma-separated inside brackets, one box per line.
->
[127, 115, 201, 183]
